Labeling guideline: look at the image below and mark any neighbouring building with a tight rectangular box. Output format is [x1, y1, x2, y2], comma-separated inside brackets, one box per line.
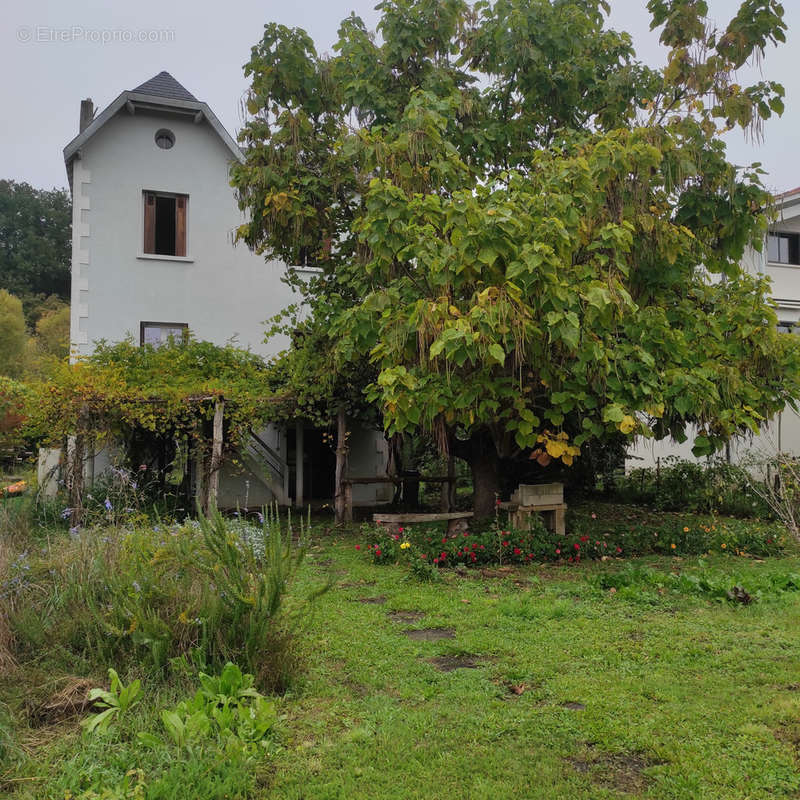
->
[50, 71, 390, 508]
[629, 186, 800, 469]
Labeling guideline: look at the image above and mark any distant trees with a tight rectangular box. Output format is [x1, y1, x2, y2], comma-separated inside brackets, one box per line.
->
[0, 290, 27, 378]
[0, 180, 71, 323]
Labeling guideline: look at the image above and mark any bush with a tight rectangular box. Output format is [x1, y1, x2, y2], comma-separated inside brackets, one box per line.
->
[2, 507, 321, 689]
[615, 457, 771, 518]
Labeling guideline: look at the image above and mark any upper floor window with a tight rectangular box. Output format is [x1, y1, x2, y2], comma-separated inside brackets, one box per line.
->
[141, 321, 188, 348]
[154, 129, 175, 150]
[143, 191, 187, 257]
[768, 232, 800, 265]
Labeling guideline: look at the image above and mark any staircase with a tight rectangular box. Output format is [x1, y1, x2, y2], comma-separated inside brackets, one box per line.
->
[239, 428, 290, 505]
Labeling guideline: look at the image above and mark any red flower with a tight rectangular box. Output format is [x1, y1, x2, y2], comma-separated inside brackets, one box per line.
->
[496, 499, 501, 506]
[470, 553, 477, 561]
[398, 526, 404, 533]
[355, 545, 361, 551]
[574, 543, 580, 550]
[440, 552, 447, 560]
[441, 537, 447, 544]
[616, 547, 622, 553]
[580, 535, 589, 543]
[513, 547, 522, 555]
[479, 545, 485, 550]
[502, 541, 509, 547]
[421, 554, 427, 559]
[433, 558, 439, 564]
[375, 549, 382, 556]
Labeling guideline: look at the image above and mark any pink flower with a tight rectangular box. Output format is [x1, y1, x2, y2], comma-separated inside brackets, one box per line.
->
[555, 548, 561, 555]
[355, 545, 361, 551]
[421, 554, 427, 559]
[433, 558, 439, 564]
[591, 513, 597, 519]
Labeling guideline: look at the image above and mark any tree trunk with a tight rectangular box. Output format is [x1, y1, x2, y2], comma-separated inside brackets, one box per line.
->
[469, 444, 500, 519]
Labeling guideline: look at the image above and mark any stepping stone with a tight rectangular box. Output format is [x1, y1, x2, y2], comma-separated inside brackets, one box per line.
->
[388, 610, 426, 623]
[404, 627, 455, 641]
[428, 654, 482, 672]
[357, 596, 387, 604]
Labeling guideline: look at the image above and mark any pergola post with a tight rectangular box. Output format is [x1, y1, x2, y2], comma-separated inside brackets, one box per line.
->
[335, 408, 350, 524]
[295, 420, 304, 508]
[206, 398, 224, 512]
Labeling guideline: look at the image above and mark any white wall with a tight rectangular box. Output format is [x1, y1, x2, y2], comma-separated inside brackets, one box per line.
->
[70, 107, 298, 357]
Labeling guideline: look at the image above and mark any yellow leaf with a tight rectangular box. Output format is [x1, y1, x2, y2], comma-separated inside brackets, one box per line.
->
[545, 439, 566, 458]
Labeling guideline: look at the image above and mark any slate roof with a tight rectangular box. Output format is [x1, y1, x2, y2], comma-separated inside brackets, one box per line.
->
[131, 71, 198, 102]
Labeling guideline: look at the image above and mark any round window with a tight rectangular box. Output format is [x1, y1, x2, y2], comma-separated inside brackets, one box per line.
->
[154, 129, 175, 150]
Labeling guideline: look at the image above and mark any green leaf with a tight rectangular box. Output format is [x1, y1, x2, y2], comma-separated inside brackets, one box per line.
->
[488, 343, 505, 365]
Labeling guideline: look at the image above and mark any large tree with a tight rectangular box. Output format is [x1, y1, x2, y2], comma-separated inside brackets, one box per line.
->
[233, 0, 799, 516]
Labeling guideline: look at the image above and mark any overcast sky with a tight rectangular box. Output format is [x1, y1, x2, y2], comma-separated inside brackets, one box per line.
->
[3, 0, 798, 193]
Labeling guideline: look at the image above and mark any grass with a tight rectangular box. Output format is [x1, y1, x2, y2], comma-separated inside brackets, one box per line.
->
[2, 505, 800, 798]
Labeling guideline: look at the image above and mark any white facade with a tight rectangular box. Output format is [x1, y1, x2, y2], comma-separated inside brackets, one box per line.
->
[66, 86, 295, 357]
[629, 188, 800, 469]
[60, 72, 388, 507]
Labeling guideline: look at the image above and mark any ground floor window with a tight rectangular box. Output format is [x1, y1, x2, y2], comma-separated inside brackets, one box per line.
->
[140, 321, 188, 347]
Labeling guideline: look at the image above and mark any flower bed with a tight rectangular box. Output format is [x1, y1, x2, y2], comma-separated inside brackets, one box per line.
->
[356, 504, 787, 572]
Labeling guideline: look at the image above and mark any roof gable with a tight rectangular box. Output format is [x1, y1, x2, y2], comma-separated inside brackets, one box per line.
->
[63, 71, 243, 188]
[132, 71, 198, 102]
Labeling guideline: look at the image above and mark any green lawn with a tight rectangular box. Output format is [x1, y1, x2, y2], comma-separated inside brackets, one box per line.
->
[3, 521, 800, 799]
[265, 537, 800, 799]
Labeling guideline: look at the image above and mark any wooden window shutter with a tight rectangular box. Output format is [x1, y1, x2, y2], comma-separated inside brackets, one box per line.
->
[143, 193, 156, 254]
[175, 196, 187, 257]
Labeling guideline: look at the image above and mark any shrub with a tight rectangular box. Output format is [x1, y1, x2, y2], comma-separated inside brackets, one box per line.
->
[615, 457, 771, 518]
[2, 506, 321, 689]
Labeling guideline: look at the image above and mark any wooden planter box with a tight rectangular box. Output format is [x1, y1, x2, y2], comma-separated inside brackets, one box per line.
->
[511, 483, 564, 506]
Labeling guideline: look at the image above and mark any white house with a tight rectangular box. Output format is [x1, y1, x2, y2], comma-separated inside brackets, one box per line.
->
[629, 187, 800, 468]
[56, 71, 390, 508]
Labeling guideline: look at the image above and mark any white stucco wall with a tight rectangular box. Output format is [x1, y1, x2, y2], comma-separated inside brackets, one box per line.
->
[65, 99, 390, 507]
[69, 107, 297, 357]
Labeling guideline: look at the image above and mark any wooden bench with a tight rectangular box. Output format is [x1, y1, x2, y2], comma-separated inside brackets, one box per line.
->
[372, 511, 474, 534]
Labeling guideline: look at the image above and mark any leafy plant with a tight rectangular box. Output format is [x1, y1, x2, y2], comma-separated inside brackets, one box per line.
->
[81, 668, 142, 735]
